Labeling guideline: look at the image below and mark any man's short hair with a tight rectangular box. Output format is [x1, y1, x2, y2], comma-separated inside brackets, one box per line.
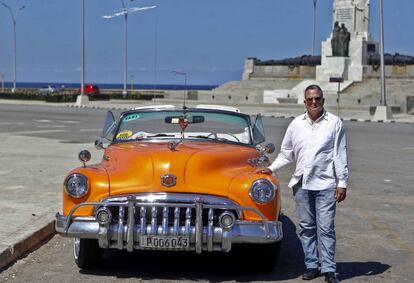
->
[304, 84, 324, 97]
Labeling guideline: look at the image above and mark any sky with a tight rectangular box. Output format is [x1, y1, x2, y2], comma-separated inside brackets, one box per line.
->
[0, 0, 413, 86]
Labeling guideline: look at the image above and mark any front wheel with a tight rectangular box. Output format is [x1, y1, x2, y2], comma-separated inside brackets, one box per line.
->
[236, 241, 281, 273]
[73, 238, 104, 269]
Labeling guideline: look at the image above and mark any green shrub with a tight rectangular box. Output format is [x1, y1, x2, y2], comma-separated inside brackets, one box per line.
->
[45, 94, 77, 103]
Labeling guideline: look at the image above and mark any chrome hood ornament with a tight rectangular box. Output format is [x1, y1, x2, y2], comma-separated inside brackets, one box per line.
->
[168, 141, 180, 151]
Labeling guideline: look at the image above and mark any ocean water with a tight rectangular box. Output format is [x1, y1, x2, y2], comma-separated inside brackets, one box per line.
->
[2, 82, 217, 91]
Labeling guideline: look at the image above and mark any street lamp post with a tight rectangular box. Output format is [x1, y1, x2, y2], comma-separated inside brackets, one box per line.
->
[379, 0, 386, 107]
[1, 3, 25, 93]
[103, 1, 156, 97]
[130, 74, 134, 91]
[172, 70, 187, 107]
[329, 76, 344, 117]
[76, 0, 89, 106]
[81, 0, 85, 97]
[373, 0, 392, 120]
[312, 0, 317, 56]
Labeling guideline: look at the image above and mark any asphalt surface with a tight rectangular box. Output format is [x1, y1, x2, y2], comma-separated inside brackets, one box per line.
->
[0, 101, 413, 282]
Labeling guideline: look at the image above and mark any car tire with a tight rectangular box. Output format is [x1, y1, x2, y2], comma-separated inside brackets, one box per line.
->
[239, 241, 282, 273]
[73, 238, 104, 269]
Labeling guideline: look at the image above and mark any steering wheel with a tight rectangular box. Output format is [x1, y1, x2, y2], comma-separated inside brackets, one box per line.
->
[207, 132, 240, 142]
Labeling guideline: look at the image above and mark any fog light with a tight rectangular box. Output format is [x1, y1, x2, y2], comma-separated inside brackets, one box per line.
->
[218, 211, 236, 229]
[96, 207, 112, 225]
[78, 150, 91, 166]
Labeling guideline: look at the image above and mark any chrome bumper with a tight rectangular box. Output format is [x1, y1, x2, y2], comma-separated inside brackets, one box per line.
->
[55, 195, 283, 253]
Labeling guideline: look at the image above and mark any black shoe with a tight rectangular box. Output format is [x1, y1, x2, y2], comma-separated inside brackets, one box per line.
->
[324, 272, 338, 283]
[302, 268, 319, 280]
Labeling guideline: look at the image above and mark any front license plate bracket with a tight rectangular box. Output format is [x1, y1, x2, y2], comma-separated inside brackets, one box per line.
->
[139, 236, 190, 249]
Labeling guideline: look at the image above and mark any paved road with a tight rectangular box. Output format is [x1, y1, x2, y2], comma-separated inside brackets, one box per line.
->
[0, 104, 413, 282]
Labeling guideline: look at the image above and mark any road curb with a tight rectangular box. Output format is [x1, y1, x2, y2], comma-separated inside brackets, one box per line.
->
[0, 221, 56, 271]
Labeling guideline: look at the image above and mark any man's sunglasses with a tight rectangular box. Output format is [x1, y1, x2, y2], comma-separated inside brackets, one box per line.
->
[305, 97, 323, 103]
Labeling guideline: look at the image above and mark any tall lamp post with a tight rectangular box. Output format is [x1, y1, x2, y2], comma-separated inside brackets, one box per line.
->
[1, 3, 25, 93]
[76, 0, 89, 106]
[172, 70, 187, 107]
[373, 0, 392, 120]
[103, 1, 156, 97]
[130, 74, 134, 91]
[312, 0, 317, 56]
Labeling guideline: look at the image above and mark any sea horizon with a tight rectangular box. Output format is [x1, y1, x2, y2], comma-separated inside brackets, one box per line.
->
[1, 81, 218, 91]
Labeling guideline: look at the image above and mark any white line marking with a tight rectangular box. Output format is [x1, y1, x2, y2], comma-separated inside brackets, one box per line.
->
[37, 125, 66, 128]
[59, 120, 80, 124]
[0, 130, 66, 135]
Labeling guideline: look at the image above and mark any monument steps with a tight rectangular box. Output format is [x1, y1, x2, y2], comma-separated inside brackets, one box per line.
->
[212, 79, 300, 92]
[152, 97, 369, 112]
[340, 78, 414, 110]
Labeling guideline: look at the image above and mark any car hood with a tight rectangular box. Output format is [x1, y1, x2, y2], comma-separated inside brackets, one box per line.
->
[101, 141, 259, 197]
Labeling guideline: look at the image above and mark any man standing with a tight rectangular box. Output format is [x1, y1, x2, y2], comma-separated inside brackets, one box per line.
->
[257, 84, 348, 283]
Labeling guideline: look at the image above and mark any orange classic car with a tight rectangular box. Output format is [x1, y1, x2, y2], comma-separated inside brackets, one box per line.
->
[55, 105, 283, 270]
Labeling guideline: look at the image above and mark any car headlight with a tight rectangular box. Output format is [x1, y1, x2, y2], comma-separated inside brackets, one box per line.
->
[249, 179, 276, 204]
[64, 173, 89, 198]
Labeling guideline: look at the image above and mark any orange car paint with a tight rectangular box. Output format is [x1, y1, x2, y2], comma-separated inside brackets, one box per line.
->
[63, 141, 280, 221]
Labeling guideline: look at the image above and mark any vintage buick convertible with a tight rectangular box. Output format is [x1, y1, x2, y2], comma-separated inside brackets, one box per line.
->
[55, 105, 283, 269]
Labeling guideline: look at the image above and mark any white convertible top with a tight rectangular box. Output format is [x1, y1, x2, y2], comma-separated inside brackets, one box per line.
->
[132, 104, 241, 113]
[196, 104, 240, 113]
[133, 105, 175, 110]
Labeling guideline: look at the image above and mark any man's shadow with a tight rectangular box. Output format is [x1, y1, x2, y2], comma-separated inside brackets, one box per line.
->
[337, 261, 390, 281]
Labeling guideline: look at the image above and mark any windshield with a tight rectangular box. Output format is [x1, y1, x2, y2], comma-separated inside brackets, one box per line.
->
[114, 110, 252, 145]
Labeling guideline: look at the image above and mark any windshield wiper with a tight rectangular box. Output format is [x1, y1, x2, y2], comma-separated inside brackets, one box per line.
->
[188, 135, 231, 141]
[188, 135, 214, 139]
[146, 133, 175, 138]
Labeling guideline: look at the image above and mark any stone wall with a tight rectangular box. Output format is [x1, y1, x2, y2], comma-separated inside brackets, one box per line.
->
[246, 65, 316, 80]
[365, 65, 414, 79]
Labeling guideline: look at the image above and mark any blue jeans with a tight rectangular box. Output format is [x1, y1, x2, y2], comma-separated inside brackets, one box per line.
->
[293, 183, 337, 273]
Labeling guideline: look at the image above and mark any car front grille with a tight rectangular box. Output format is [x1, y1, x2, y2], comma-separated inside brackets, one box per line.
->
[107, 205, 236, 228]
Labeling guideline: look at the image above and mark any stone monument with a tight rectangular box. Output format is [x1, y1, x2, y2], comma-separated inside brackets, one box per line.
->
[316, 0, 379, 82]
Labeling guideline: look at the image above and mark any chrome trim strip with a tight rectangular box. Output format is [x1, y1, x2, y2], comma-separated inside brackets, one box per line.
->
[126, 197, 135, 252]
[195, 198, 203, 253]
[140, 207, 146, 236]
[117, 206, 124, 249]
[207, 208, 214, 252]
[185, 208, 191, 235]
[162, 207, 169, 235]
[151, 207, 157, 235]
[173, 207, 180, 236]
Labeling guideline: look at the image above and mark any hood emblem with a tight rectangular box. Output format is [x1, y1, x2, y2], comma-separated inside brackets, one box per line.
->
[161, 174, 177, 187]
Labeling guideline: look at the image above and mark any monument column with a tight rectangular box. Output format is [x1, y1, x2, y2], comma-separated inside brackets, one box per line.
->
[316, 0, 378, 82]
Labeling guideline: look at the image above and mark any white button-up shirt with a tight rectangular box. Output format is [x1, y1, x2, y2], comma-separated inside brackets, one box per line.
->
[268, 111, 348, 191]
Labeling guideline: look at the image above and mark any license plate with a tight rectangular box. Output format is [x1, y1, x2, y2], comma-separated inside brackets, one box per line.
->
[139, 236, 189, 249]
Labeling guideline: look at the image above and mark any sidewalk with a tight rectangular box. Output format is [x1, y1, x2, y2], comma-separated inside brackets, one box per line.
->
[0, 98, 413, 270]
[0, 133, 100, 270]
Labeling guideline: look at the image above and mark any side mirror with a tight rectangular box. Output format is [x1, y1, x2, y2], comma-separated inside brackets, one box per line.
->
[264, 143, 275, 154]
[95, 138, 105, 150]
